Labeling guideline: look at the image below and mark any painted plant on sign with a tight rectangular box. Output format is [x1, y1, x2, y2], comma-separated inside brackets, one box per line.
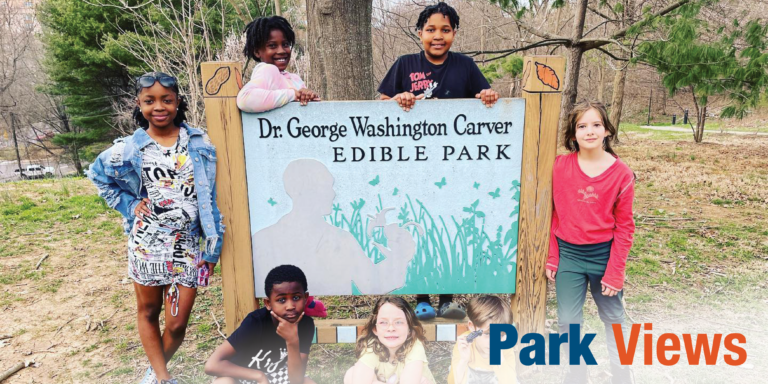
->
[326, 178, 522, 294]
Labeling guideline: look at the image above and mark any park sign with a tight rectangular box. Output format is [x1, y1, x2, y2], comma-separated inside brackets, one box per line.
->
[242, 99, 525, 297]
[202, 56, 564, 335]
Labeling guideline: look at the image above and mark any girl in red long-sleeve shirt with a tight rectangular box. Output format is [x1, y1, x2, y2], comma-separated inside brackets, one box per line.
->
[547, 101, 635, 384]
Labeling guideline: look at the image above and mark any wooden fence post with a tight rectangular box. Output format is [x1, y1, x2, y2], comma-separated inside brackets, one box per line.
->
[512, 56, 565, 336]
[201, 62, 256, 334]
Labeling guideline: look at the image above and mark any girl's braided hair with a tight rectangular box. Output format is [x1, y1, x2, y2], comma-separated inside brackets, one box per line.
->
[243, 16, 296, 62]
[416, 2, 460, 31]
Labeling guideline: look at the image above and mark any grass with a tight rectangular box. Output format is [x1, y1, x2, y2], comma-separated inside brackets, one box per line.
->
[1, 133, 767, 383]
[619, 123, 691, 140]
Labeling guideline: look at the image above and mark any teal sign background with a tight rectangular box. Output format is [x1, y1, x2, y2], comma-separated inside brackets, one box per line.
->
[243, 99, 525, 297]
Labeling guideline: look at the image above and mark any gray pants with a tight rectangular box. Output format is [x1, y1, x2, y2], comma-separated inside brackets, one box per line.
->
[556, 239, 630, 381]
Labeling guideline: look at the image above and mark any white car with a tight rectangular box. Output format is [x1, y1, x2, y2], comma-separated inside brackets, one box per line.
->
[14, 164, 55, 179]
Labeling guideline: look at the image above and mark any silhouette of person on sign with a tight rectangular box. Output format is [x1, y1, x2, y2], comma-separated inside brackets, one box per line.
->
[252, 159, 415, 297]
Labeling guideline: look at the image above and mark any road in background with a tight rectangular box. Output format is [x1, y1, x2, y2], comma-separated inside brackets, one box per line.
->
[0, 159, 80, 182]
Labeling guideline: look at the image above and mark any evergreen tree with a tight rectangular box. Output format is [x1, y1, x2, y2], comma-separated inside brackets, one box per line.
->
[638, 4, 768, 142]
[38, 0, 255, 168]
[38, 0, 141, 168]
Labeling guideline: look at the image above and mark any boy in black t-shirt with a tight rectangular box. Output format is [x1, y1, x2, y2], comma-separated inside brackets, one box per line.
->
[379, 2, 499, 321]
[378, 2, 499, 112]
[204, 265, 316, 384]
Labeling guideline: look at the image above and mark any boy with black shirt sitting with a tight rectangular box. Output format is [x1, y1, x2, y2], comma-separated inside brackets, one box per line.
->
[205, 265, 316, 384]
[379, 2, 500, 112]
[378, 1, 500, 321]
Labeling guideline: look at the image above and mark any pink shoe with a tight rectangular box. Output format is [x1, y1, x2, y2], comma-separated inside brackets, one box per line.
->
[304, 296, 327, 318]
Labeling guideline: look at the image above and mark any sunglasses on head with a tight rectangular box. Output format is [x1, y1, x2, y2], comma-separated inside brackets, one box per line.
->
[135, 74, 178, 93]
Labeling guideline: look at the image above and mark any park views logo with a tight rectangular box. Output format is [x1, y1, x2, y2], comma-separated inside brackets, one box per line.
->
[489, 323, 747, 366]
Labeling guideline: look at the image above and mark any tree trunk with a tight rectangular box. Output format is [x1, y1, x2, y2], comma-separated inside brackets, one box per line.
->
[59, 111, 83, 174]
[306, 0, 374, 100]
[10, 112, 23, 178]
[608, 0, 633, 144]
[609, 65, 627, 143]
[558, 0, 589, 132]
[689, 86, 705, 143]
[694, 106, 706, 143]
[71, 142, 83, 175]
[597, 56, 605, 102]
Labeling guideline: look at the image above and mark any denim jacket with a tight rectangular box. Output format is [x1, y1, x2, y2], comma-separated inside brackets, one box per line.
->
[86, 123, 224, 263]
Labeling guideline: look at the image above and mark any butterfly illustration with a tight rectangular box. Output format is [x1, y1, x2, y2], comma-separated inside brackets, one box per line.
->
[473, 182, 480, 189]
[369, 175, 380, 186]
[267, 198, 277, 206]
[488, 188, 501, 199]
[435, 177, 446, 189]
[393, 188, 399, 196]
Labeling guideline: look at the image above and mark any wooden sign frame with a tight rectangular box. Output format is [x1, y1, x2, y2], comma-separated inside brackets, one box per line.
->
[201, 55, 565, 335]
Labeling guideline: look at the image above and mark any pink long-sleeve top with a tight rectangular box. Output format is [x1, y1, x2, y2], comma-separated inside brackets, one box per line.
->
[547, 152, 636, 291]
[236, 62, 306, 113]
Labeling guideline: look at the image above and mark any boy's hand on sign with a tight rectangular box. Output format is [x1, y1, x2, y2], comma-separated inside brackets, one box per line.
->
[601, 283, 619, 297]
[546, 269, 556, 282]
[476, 89, 499, 107]
[295, 88, 320, 106]
[393, 92, 424, 112]
[271, 311, 303, 346]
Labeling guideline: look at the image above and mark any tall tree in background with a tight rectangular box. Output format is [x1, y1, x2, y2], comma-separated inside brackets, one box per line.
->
[38, 0, 141, 169]
[0, 0, 36, 174]
[491, 0, 692, 132]
[103, 0, 250, 127]
[38, 0, 257, 166]
[608, 0, 635, 141]
[638, 5, 768, 142]
[306, 0, 374, 100]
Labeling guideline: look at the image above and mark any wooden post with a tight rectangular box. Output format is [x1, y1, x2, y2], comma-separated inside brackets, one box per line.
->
[512, 56, 565, 336]
[201, 62, 256, 334]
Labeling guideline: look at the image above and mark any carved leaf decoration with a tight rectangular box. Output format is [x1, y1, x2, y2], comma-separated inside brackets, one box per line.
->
[535, 62, 560, 90]
[235, 67, 243, 90]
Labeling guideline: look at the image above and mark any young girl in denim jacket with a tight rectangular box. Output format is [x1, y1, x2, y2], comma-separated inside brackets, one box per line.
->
[88, 72, 224, 384]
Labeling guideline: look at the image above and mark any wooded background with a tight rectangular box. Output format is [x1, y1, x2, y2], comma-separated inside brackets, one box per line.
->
[1, 0, 767, 177]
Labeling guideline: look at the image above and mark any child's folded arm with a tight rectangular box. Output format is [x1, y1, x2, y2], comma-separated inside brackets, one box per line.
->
[204, 341, 267, 382]
[236, 64, 296, 113]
